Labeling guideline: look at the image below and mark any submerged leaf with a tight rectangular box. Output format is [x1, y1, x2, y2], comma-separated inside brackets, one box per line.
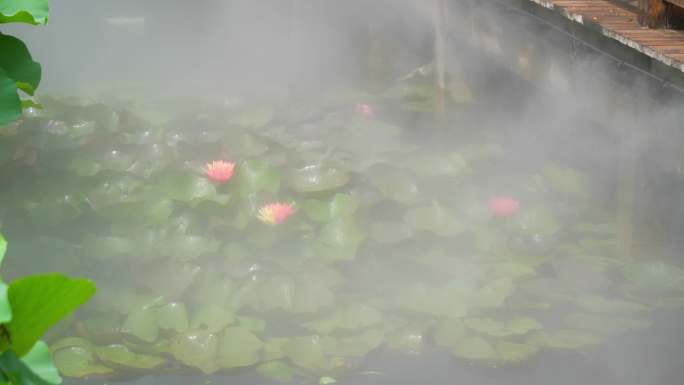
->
[290, 165, 350, 193]
[218, 327, 263, 369]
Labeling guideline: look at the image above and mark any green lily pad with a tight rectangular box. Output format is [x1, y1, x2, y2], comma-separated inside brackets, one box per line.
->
[284, 336, 340, 372]
[290, 165, 350, 193]
[403, 153, 468, 178]
[513, 206, 561, 237]
[317, 218, 364, 262]
[190, 304, 235, 333]
[326, 329, 384, 357]
[404, 202, 463, 237]
[171, 330, 219, 374]
[564, 313, 652, 335]
[95, 344, 165, 369]
[155, 302, 189, 333]
[623, 262, 684, 292]
[395, 283, 468, 318]
[433, 319, 467, 348]
[368, 166, 420, 205]
[464, 317, 542, 337]
[470, 278, 514, 308]
[452, 337, 497, 361]
[81, 313, 121, 338]
[236, 159, 280, 196]
[495, 341, 539, 363]
[52, 346, 113, 378]
[121, 307, 158, 343]
[305, 304, 383, 334]
[256, 360, 296, 382]
[369, 221, 415, 244]
[303, 194, 358, 223]
[526, 329, 601, 349]
[576, 294, 648, 315]
[218, 326, 263, 369]
[259, 275, 296, 312]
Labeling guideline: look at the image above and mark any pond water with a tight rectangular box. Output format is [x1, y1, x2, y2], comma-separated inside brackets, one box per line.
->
[2, 1, 684, 385]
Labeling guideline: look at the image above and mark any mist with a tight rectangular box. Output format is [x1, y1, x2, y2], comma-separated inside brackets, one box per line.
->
[2, 1, 684, 385]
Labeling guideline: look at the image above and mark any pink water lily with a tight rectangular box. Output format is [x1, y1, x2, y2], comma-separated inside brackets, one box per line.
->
[488, 196, 521, 217]
[355, 103, 374, 117]
[257, 202, 296, 225]
[204, 160, 235, 184]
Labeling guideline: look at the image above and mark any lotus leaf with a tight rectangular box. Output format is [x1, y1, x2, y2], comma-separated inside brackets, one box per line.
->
[303, 194, 358, 223]
[564, 313, 651, 335]
[171, 330, 219, 374]
[218, 327, 263, 369]
[155, 302, 189, 333]
[404, 203, 463, 237]
[121, 308, 158, 343]
[257, 360, 296, 382]
[290, 165, 350, 193]
[52, 346, 113, 378]
[305, 304, 383, 334]
[623, 261, 684, 292]
[576, 294, 648, 314]
[95, 344, 165, 369]
[526, 329, 601, 349]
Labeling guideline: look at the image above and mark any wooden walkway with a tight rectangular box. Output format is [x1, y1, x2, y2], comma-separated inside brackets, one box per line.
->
[527, 0, 684, 73]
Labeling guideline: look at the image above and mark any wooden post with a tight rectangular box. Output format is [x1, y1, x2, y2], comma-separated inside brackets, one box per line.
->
[433, 0, 448, 130]
[639, 0, 667, 28]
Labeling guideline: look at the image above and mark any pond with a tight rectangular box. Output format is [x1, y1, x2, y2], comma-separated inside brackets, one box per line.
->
[1, 1, 684, 385]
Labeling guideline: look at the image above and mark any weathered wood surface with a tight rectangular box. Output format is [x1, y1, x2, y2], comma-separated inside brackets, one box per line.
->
[526, 0, 684, 73]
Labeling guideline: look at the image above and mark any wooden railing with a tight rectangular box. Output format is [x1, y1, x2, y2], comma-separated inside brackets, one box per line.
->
[639, 0, 684, 28]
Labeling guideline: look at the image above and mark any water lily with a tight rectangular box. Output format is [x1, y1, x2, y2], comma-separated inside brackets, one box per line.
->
[204, 160, 235, 183]
[257, 202, 295, 225]
[488, 196, 521, 217]
[355, 103, 374, 117]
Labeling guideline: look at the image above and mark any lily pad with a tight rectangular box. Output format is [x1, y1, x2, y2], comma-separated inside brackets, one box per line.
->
[256, 361, 296, 382]
[452, 337, 497, 361]
[155, 302, 189, 333]
[576, 294, 648, 314]
[317, 218, 364, 262]
[403, 153, 468, 178]
[564, 313, 652, 335]
[171, 330, 219, 374]
[464, 317, 542, 337]
[290, 165, 350, 193]
[190, 304, 235, 333]
[623, 262, 684, 292]
[367, 165, 421, 204]
[218, 326, 263, 369]
[284, 336, 341, 372]
[52, 346, 113, 378]
[404, 202, 463, 237]
[95, 344, 165, 369]
[236, 159, 280, 196]
[121, 308, 158, 343]
[496, 341, 539, 363]
[305, 304, 383, 334]
[526, 329, 601, 349]
[303, 194, 358, 223]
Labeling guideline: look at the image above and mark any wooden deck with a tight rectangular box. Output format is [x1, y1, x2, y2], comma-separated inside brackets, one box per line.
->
[527, 0, 684, 73]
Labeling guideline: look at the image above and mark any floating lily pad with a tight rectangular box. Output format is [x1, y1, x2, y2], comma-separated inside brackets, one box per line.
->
[470, 278, 514, 308]
[623, 262, 684, 292]
[317, 218, 364, 262]
[370, 221, 415, 244]
[171, 330, 219, 374]
[403, 153, 468, 178]
[576, 294, 648, 315]
[256, 360, 296, 382]
[404, 203, 463, 237]
[564, 313, 652, 335]
[52, 346, 113, 378]
[155, 302, 189, 333]
[236, 159, 280, 196]
[526, 329, 601, 349]
[290, 165, 350, 193]
[433, 319, 467, 348]
[496, 341, 539, 363]
[121, 308, 158, 343]
[305, 304, 383, 334]
[367, 165, 421, 204]
[218, 327, 263, 369]
[95, 344, 165, 369]
[464, 317, 542, 337]
[228, 105, 274, 129]
[303, 194, 358, 222]
[190, 304, 235, 333]
[284, 336, 341, 372]
[452, 337, 497, 361]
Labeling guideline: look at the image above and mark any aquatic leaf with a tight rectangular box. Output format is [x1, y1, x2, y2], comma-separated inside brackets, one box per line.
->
[327, 329, 384, 357]
[404, 203, 463, 237]
[121, 308, 158, 343]
[228, 104, 274, 129]
[236, 159, 280, 196]
[396, 284, 467, 318]
[52, 346, 113, 378]
[464, 317, 541, 337]
[69, 157, 102, 177]
[452, 337, 497, 361]
[495, 341, 538, 363]
[564, 313, 652, 335]
[317, 218, 364, 262]
[526, 329, 601, 349]
[368, 166, 420, 204]
[403, 153, 468, 178]
[262, 338, 289, 361]
[433, 319, 467, 348]
[257, 361, 296, 382]
[236, 316, 266, 333]
[49, 337, 94, 353]
[260, 275, 295, 311]
[513, 206, 561, 237]
[284, 336, 337, 371]
[81, 236, 133, 261]
[218, 327, 263, 369]
[320, 376, 337, 385]
[543, 164, 588, 197]
[303, 194, 358, 223]
[155, 302, 188, 333]
[5, 274, 95, 356]
[151, 173, 217, 203]
[161, 235, 219, 261]
[142, 262, 200, 298]
[623, 262, 684, 292]
[292, 277, 335, 314]
[0, 1, 48, 25]
[489, 262, 536, 280]
[0, 33, 41, 99]
[21, 341, 61, 384]
[81, 313, 121, 338]
[305, 304, 383, 334]
[0, 68, 21, 126]
[95, 344, 165, 369]
[369, 221, 414, 244]
[171, 330, 219, 374]
[470, 278, 513, 308]
[290, 165, 350, 193]
[190, 304, 235, 334]
[576, 294, 648, 314]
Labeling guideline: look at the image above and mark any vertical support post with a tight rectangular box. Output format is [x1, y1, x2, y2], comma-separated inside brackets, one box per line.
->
[433, 0, 448, 130]
[639, 0, 667, 28]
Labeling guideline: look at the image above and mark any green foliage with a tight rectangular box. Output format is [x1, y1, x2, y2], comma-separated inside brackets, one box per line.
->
[0, 1, 48, 25]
